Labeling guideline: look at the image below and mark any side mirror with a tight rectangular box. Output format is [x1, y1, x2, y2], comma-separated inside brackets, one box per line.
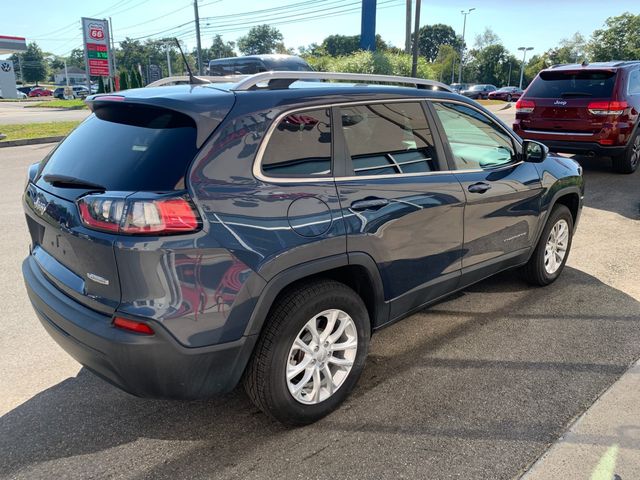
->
[523, 140, 549, 163]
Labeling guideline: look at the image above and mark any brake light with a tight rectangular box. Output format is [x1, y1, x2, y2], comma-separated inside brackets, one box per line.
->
[588, 101, 628, 116]
[77, 194, 201, 235]
[113, 317, 154, 335]
[516, 99, 535, 113]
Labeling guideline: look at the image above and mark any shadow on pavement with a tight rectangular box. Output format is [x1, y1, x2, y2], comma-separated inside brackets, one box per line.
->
[571, 154, 640, 220]
[2, 267, 640, 479]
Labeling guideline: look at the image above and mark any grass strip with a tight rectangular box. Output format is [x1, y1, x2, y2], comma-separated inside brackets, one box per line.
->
[0, 121, 80, 141]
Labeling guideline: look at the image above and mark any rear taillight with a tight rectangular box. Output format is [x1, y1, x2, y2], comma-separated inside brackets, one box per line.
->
[113, 316, 154, 335]
[515, 99, 535, 114]
[588, 101, 628, 116]
[77, 194, 201, 235]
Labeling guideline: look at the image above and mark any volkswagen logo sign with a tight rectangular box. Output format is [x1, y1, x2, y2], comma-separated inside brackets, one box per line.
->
[0, 62, 11, 73]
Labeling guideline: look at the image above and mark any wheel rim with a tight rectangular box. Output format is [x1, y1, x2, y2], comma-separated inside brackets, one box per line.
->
[286, 309, 358, 405]
[544, 219, 569, 275]
[630, 135, 640, 169]
[507, 94, 512, 102]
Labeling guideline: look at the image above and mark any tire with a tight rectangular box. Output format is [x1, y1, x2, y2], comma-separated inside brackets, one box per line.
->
[243, 279, 370, 426]
[612, 130, 640, 174]
[506, 94, 512, 102]
[521, 204, 573, 286]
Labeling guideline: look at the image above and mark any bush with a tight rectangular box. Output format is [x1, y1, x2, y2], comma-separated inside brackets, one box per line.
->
[305, 50, 436, 80]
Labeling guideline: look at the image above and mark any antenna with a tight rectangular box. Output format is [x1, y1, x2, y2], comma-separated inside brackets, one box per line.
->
[173, 38, 207, 85]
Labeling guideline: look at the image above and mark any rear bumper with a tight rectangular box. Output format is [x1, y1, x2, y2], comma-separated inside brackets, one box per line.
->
[23, 255, 257, 399]
[537, 140, 626, 157]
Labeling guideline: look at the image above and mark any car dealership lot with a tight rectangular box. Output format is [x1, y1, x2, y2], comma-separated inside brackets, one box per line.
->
[1, 142, 639, 479]
[0, 101, 89, 125]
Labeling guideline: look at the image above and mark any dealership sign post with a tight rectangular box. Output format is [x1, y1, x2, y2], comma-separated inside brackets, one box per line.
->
[81, 18, 112, 92]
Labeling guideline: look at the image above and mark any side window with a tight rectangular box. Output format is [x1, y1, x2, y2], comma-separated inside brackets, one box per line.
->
[629, 70, 640, 95]
[340, 102, 439, 176]
[433, 102, 515, 170]
[261, 108, 332, 177]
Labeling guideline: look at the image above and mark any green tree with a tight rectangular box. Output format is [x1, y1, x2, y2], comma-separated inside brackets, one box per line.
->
[588, 12, 640, 61]
[118, 70, 129, 91]
[468, 43, 510, 85]
[415, 24, 463, 62]
[237, 25, 285, 55]
[320, 34, 387, 56]
[432, 44, 459, 83]
[67, 49, 85, 69]
[549, 32, 587, 64]
[207, 34, 236, 59]
[97, 76, 105, 93]
[474, 28, 500, 50]
[22, 42, 47, 85]
[129, 68, 140, 88]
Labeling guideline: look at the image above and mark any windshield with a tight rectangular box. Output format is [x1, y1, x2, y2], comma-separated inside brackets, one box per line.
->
[527, 70, 617, 98]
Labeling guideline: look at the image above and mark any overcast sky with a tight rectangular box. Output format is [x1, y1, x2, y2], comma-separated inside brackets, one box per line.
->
[0, 0, 636, 59]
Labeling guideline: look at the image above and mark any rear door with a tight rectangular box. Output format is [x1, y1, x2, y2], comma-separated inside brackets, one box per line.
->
[430, 100, 543, 283]
[25, 103, 205, 314]
[522, 69, 618, 135]
[334, 100, 465, 322]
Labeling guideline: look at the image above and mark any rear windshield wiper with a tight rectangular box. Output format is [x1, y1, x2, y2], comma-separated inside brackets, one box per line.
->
[42, 174, 106, 191]
[560, 92, 593, 98]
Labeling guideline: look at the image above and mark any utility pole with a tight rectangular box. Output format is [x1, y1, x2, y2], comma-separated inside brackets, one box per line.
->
[458, 8, 475, 84]
[410, 0, 421, 77]
[193, 0, 203, 75]
[518, 46, 533, 89]
[404, 0, 412, 54]
[109, 17, 117, 91]
[166, 44, 173, 76]
[64, 59, 69, 86]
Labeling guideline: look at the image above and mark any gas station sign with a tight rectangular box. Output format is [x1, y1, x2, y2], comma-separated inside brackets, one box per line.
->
[82, 18, 111, 77]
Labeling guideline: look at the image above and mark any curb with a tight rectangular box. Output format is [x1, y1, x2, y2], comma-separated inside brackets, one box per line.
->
[0, 136, 63, 148]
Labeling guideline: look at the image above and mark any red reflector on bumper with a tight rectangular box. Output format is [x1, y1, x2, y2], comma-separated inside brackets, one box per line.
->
[113, 317, 154, 335]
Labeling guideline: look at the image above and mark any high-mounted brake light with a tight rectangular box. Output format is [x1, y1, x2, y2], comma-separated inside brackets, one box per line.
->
[588, 101, 628, 116]
[113, 317, 154, 335]
[77, 194, 201, 235]
[94, 95, 125, 101]
[516, 99, 535, 114]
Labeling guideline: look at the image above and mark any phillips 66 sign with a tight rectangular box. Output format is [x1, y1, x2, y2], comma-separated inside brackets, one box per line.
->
[82, 17, 111, 77]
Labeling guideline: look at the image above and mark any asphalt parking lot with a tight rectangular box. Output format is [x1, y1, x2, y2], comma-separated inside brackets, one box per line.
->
[1, 138, 639, 479]
[0, 102, 89, 125]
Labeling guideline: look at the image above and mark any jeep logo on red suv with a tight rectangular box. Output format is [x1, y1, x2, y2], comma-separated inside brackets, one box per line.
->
[554, 100, 567, 106]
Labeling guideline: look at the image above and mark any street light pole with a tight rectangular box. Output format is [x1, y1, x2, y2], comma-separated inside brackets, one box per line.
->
[458, 7, 475, 84]
[518, 46, 533, 89]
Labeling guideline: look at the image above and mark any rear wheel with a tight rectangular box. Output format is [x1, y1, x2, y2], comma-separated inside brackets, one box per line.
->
[506, 94, 512, 102]
[612, 130, 640, 174]
[243, 279, 370, 425]
[522, 204, 573, 286]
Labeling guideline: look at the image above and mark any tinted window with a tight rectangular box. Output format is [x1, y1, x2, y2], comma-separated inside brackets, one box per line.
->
[434, 102, 515, 170]
[628, 69, 640, 95]
[527, 70, 616, 98]
[209, 59, 266, 75]
[39, 104, 198, 191]
[340, 102, 438, 176]
[261, 108, 332, 177]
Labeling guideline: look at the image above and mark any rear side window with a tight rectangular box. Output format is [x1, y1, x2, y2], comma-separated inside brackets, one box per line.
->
[39, 104, 198, 191]
[261, 108, 332, 177]
[340, 102, 438, 176]
[628, 69, 640, 95]
[527, 70, 616, 98]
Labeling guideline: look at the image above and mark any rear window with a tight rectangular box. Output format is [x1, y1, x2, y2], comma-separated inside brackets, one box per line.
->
[39, 104, 198, 191]
[527, 70, 617, 98]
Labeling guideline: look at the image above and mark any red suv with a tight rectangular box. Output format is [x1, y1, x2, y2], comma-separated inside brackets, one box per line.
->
[513, 61, 640, 173]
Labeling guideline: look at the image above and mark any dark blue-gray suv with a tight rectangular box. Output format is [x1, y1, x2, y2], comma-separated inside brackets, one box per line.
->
[22, 72, 584, 425]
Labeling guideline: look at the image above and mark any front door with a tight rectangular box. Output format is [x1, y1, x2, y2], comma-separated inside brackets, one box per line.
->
[430, 100, 543, 283]
[334, 101, 466, 323]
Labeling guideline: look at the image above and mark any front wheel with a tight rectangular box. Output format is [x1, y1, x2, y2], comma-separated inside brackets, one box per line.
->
[612, 130, 640, 174]
[521, 204, 574, 286]
[243, 279, 370, 425]
[506, 94, 512, 102]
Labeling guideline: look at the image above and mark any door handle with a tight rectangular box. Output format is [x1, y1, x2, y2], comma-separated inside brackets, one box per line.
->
[350, 198, 390, 211]
[468, 182, 492, 194]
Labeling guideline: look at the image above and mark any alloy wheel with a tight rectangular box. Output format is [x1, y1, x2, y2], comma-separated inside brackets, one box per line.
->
[286, 309, 358, 405]
[631, 134, 640, 169]
[544, 219, 569, 274]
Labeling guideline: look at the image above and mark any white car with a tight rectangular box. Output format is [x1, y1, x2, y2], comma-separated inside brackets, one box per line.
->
[0, 89, 28, 99]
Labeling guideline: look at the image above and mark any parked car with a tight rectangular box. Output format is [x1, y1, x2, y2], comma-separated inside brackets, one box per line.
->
[488, 86, 523, 102]
[147, 75, 245, 87]
[450, 83, 469, 93]
[28, 88, 53, 97]
[17, 86, 33, 95]
[53, 85, 90, 99]
[0, 89, 28, 99]
[461, 84, 498, 100]
[514, 61, 640, 173]
[208, 54, 312, 76]
[22, 71, 583, 426]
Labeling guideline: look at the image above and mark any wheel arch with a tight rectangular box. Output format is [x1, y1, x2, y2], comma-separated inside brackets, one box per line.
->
[243, 253, 388, 338]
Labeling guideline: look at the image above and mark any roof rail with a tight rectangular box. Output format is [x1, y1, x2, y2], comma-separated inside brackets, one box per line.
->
[230, 71, 453, 93]
[613, 60, 640, 67]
